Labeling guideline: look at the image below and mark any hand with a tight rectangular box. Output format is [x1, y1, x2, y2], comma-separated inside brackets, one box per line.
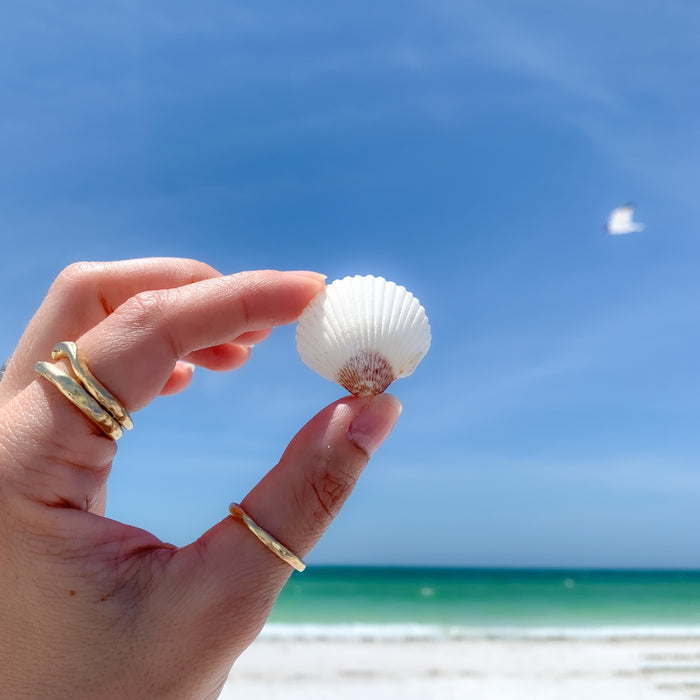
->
[0, 259, 401, 699]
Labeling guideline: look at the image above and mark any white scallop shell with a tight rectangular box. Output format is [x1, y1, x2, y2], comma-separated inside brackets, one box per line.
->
[296, 275, 431, 396]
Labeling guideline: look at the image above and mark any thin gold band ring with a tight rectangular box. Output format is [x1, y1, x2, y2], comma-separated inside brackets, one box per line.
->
[229, 503, 306, 572]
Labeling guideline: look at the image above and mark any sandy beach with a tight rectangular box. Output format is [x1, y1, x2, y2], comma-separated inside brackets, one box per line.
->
[221, 636, 700, 700]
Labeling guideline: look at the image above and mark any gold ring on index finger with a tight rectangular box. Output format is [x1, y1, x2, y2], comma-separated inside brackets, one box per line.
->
[34, 341, 133, 440]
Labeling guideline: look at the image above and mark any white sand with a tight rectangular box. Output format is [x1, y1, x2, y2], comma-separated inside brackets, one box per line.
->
[220, 637, 700, 700]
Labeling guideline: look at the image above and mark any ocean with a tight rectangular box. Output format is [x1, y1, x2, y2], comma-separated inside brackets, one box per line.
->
[263, 567, 700, 641]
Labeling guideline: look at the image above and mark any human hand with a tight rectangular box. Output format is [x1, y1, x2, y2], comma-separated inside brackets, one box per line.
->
[0, 258, 401, 699]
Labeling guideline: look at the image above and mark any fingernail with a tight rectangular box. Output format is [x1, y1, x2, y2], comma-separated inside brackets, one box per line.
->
[177, 360, 196, 373]
[285, 270, 328, 282]
[347, 394, 402, 456]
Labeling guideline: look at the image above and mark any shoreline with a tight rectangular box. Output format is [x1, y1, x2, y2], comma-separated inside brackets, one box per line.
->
[259, 622, 700, 642]
[222, 636, 700, 700]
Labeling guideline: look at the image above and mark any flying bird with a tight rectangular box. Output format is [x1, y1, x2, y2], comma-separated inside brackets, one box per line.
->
[606, 204, 645, 235]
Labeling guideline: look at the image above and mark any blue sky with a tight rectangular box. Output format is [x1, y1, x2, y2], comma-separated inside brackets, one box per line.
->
[1, 1, 699, 568]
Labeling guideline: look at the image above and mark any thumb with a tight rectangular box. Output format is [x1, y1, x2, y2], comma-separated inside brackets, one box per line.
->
[172, 394, 401, 646]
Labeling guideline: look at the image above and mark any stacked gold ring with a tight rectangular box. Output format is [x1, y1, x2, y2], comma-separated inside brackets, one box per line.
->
[35, 341, 133, 440]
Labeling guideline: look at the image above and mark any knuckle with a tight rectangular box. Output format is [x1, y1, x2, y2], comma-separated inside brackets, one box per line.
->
[53, 261, 104, 294]
[48, 262, 119, 318]
[115, 289, 181, 355]
[120, 287, 181, 325]
[303, 461, 357, 526]
[125, 288, 168, 317]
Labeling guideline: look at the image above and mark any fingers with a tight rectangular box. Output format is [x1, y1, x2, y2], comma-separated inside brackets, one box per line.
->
[243, 393, 402, 555]
[76, 270, 324, 411]
[229, 328, 274, 347]
[176, 393, 401, 647]
[159, 339, 259, 395]
[183, 343, 252, 372]
[0, 258, 222, 401]
[159, 361, 197, 396]
[3, 269, 325, 511]
[177, 329, 272, 373]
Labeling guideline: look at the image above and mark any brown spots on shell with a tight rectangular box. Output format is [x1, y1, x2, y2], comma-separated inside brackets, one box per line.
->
[337, 351, 396, 397]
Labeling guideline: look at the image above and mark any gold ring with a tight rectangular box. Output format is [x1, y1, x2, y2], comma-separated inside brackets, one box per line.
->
[229, 503, 306, 572]
[51, 342, 133, 430]
[34, 341, 133, 440]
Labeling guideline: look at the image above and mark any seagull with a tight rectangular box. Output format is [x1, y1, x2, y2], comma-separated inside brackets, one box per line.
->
[606, 203, 645, 235]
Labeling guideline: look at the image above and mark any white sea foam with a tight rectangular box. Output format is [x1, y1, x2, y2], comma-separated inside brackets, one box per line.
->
[261, 623, 444, 642]
[260, 622, 700, 642]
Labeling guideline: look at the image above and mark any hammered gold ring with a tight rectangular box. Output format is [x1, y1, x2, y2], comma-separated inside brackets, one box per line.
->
[229, 503, 306, 572]
[34, 341, 133, 440]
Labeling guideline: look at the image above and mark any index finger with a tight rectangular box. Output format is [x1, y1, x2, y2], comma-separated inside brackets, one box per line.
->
[3, 270, 325, 512]
[77, 270, 326, 412]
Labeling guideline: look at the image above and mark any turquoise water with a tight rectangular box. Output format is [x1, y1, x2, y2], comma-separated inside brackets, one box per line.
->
[265, 567, 700, 640]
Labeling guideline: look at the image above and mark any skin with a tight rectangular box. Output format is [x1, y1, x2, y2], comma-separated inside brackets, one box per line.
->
[0, 258, 401, 699]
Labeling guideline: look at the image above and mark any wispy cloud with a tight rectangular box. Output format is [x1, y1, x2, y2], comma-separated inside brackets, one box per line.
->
[427, 1, 700, 213]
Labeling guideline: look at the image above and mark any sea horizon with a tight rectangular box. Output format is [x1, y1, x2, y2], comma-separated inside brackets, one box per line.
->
[263, 565, 700, 642]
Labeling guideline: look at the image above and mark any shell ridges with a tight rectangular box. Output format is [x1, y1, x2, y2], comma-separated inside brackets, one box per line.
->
[296, 275, 431, 396]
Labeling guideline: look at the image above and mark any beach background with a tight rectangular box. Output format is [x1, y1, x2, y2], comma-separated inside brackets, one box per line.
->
[0, 3, 699, 698]
[222, 567, 700, 699]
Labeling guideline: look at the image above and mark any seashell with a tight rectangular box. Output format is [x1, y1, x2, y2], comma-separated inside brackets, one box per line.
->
[296, 275, 431, 396]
